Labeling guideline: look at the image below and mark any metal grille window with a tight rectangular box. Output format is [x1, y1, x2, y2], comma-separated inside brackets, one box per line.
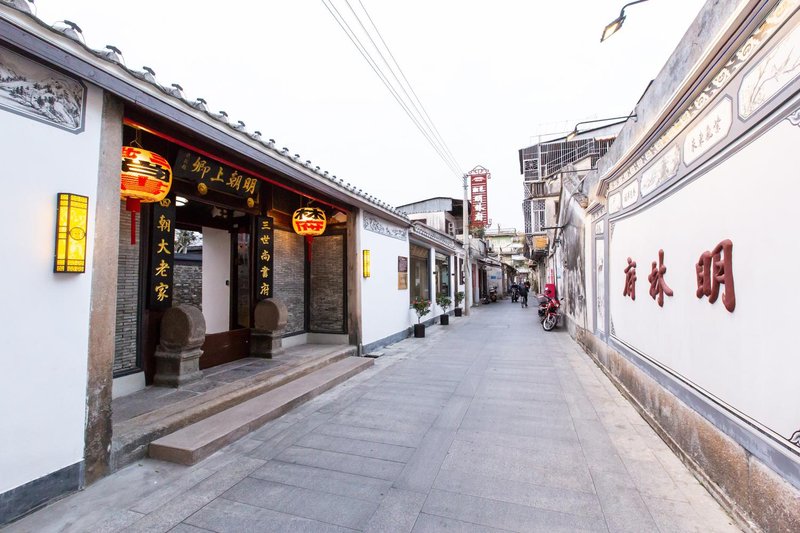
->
[531, 200, 545, 233]
[523, 158, 539, 179]
[523, 200, 531, 234]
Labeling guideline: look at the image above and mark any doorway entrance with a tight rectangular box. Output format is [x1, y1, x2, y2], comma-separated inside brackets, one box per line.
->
[171, 192, 254, 369]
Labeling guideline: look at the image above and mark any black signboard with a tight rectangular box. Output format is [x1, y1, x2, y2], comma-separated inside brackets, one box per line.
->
[147, 195, 176, 309]
[174, 149, 260, 202]
[255, 216, 275, 301]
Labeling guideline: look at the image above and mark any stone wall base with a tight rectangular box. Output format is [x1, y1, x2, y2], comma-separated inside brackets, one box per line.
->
[0, 462, 82, 526]
[573, 326, 800, 533]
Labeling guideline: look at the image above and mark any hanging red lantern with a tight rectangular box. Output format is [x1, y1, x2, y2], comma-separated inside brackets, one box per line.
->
[292, 207, 327, 261]
[120, 146, 172, 244]
[292, 207, 327, 236]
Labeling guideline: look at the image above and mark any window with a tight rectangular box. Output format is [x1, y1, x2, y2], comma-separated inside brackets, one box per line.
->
[531, 200, 546, 233]
[435, 253, 449, 298]
[410, 244, 430, 303]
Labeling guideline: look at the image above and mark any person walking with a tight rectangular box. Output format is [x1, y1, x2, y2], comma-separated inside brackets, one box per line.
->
[519, 281, 529, 308]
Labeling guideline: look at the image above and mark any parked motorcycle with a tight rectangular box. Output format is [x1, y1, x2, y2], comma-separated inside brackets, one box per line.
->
[539, 296, 563, 331]
[489, 286, 498, 303]
[536, 294, 548, 321]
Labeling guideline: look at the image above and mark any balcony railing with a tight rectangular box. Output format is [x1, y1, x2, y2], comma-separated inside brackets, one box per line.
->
[528, 181, 547, 198]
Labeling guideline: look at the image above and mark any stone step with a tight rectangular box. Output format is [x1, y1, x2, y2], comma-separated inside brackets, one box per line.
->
[148, 356, 373, 465]
[111, 345, 357, 470]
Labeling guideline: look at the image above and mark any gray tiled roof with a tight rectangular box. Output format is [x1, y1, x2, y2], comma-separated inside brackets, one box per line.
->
[0, 0, 408, 221]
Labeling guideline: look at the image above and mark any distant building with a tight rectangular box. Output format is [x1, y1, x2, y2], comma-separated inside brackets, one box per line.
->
[483, 226, 525, 291]
[397, 197, 486, 304]
[518, 123, 622, 293]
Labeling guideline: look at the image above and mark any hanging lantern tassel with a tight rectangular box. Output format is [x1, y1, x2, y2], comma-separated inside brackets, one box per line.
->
[306, 235, 313, 262]
[126, 197, 141, 244]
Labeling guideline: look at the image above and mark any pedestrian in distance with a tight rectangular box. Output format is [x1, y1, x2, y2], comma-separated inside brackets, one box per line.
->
[510, 282, 520, 303]
[519, 282, 529, 308]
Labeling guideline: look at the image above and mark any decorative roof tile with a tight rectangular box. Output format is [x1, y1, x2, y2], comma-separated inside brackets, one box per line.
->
[0, 0, 408, 221]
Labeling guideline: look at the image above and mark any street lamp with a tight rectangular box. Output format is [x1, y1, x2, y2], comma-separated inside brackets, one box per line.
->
[565, 115, 636, 142]
[601, 0, 650, 42]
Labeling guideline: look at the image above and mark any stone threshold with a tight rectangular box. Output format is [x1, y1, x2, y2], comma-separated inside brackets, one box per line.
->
[149, 356, 373, 465]
[111, 344, 356, 470]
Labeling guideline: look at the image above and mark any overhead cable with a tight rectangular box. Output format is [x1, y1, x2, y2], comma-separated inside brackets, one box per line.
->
[320, 0, 463, 179]
[353, 0, 462, 174]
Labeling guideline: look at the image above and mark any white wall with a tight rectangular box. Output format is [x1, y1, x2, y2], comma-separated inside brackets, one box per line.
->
[0, 83, 104, 493]
[359, 213, 411, 347]
[202, 227, 231, 334]
[487, 266, 502, 290]
[608, 119, 800, 442]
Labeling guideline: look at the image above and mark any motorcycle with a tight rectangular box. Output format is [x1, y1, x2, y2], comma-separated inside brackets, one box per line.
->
[489, 286, 498, 303]
[536, 294, 548, 321]
[538, 296, 563, 331]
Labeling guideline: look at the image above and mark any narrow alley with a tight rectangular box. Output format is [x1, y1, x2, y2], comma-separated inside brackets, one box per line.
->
[7, 300, 740, 533]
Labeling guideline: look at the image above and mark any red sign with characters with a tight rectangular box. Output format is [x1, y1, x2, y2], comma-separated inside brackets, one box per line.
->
[468, 166, 491, 228]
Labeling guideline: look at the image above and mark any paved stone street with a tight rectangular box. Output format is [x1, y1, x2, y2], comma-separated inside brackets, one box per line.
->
[6, 301, 741, 533]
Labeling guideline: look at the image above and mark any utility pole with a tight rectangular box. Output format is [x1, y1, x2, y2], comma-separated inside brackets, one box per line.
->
[462, 173, 471, 316]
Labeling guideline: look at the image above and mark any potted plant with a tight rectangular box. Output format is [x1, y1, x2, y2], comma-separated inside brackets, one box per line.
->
[454, 291, 465, 316]
[436, 293, 452, 325]
[411, 297, 431, 337]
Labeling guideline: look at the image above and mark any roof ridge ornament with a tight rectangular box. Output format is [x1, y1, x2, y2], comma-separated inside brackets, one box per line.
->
[52, 20, 84, 43]
[91, 45, 125, 66]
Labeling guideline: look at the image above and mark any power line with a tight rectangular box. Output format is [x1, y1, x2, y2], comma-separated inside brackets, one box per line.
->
[321, 0, 461, 177]
[347, 0, 462, 174]
[320, 0, 463, 179]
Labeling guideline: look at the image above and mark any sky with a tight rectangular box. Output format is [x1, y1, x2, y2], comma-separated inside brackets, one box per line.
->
[35, 0, 707, 230]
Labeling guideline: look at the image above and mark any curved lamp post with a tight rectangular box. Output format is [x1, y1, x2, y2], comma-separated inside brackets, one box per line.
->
[601, 0, 651, 42]
[565, 115, 636, 142]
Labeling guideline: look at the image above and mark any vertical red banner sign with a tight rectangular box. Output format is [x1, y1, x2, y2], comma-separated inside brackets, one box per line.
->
[468, 166, 491, 228]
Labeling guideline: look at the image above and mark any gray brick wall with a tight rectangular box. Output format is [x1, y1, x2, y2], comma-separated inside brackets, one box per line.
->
[114, 202, 140, 375]
[274, 229, 305, 335]
[310, 234, 345, 333]
[174, 261, 202, 309]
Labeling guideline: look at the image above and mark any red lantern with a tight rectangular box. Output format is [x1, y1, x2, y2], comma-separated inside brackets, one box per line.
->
[120, 146, 172, 244]
[292, 207, 327, 236]
[292, 207, 327, 261]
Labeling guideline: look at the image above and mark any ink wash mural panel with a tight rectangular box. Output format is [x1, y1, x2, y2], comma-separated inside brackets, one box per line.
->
[0, 45, 85, 132]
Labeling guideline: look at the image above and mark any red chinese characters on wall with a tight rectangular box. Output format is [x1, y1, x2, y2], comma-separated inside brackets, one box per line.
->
[648, 249, 673, 307]
[623, 257, 637, 300]
[696, 239, 735, 312]
[620, 240, 734, 313]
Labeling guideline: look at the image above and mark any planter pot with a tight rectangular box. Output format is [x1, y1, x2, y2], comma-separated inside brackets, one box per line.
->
[440, 314, 449, 325]
[413, 323, 425, 338]
[454, 308, 463, 317]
